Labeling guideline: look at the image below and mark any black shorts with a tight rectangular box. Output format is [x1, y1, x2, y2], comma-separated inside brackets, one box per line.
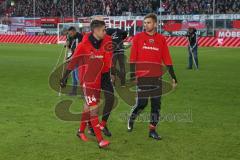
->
[137, 77, 162, 98]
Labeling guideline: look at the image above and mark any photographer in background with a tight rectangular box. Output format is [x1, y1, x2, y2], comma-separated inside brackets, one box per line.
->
[186, 27, 199, 70]
[66, 27, 83, 95]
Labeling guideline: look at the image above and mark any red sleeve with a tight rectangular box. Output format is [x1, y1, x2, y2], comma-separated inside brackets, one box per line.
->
[102, 36, 113, 73]
[102, 48, 113, 73]
[67, 43, 84, 70]
[161, 36, 173, 65]
[130, 35, 138, 63]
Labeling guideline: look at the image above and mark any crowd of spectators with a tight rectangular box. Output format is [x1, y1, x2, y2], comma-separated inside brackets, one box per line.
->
[4, 0, 158, 17]
[3, 0, 240, 17]
[161, 0, 240, 15]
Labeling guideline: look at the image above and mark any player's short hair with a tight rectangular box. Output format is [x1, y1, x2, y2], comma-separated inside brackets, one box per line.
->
[68, 26, 76, 31]
[90, 20, 105, 31]
[144, 13, 158, 23]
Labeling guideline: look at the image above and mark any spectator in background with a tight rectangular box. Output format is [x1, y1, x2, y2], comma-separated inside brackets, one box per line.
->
[186, 27, 199, 70]
[106, 5, 111, 16]
[5, 0, 240, 17]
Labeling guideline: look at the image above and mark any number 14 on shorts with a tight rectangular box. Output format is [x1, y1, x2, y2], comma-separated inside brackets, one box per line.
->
[85, 95, 97, 105]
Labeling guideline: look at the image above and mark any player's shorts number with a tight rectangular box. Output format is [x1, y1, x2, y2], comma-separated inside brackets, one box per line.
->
[85, 95, 97, 106]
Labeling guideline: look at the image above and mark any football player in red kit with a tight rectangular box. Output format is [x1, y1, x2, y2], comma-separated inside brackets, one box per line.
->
[128, 13, 178, 140]
[80, 31, 114, 138]
[60, 20, 112, 148]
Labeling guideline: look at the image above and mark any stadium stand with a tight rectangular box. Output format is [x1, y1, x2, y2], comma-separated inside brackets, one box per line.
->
[3, 0, 158, 17]
[3, 0, 239, 17]
[161, 0, 240, 15]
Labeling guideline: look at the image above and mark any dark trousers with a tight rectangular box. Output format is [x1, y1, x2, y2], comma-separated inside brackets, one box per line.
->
[129, 77, 162, 127]
[101, 72, 114, 122]
[112, 52, 126, 85]
[188, 46, 198, 68]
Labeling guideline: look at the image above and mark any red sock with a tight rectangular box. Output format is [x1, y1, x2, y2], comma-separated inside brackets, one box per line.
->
[100, 120, 107, 128]
[79, 111, 89, 132]
[90, 116, 103, 142]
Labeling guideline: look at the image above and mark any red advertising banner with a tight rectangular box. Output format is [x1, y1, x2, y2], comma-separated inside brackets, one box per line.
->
[181, 21, 206, 30]
[136, 20, 143, 27]
[163, 20, 206, 31]
[61, 17, 76, 23]
[40, 17, 60, 28]
[232, 20, 240, 29]
[41, 17, 60, 24]
[163, 20, 182, 31]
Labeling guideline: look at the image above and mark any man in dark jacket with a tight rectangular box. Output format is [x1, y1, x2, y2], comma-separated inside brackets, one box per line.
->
[186, 27, 199, 69]
[106, 28, 128, 86]
[66, 26, 83, 95]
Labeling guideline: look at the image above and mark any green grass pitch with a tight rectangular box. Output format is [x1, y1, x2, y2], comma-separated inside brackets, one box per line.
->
[0, 44, 239, 160]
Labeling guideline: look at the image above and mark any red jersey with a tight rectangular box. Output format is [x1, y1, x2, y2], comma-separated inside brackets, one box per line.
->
[130, 32, 173, 78]
[67, 33, 112, 88]
[81, 33, 113, 73]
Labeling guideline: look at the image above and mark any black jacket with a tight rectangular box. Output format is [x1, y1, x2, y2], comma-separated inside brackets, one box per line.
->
[187, 32, 197, 48]
[67, 32, 83, 52]
[106, 28, 128, 53]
